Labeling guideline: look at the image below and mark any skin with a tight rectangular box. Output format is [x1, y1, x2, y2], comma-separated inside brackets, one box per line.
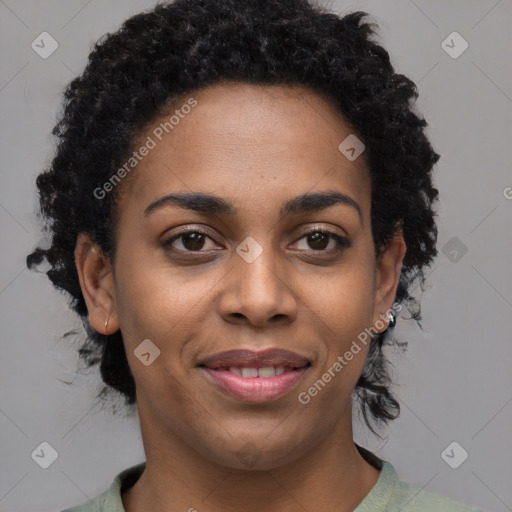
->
[75, 82, 406, 512]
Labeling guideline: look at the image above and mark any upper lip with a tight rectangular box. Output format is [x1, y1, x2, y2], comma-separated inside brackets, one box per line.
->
[198, 348, 311, 369]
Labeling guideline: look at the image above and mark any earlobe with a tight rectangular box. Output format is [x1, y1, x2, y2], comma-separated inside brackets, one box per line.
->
[74, 233, 119, 335]
[373, 230, 406, 331]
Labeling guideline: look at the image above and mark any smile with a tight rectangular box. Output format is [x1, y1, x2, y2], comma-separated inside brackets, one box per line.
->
[200, 365, 310, 403]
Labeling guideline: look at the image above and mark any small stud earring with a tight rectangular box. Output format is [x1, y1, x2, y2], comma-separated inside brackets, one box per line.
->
[388, 310, 396, 328]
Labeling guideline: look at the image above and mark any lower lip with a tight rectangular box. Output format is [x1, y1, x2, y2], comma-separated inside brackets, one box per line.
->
[200, 367, 310, 403]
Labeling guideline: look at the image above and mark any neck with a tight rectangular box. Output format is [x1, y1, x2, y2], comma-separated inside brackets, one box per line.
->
[122, 407, 381, 512]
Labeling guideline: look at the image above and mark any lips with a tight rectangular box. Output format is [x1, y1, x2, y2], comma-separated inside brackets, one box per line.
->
[197, 348, 311, 370]
[197, 348, 312, 403]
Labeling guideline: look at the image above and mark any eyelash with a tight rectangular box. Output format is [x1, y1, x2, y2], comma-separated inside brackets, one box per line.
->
[161, 226, 351, 255]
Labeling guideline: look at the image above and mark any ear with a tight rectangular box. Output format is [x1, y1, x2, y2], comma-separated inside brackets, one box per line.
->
[74, 233, 119, 335]
[372, 229, 406, 332]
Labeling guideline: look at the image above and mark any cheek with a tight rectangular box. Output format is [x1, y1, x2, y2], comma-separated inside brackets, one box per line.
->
[309, 258, 375, 337]
[113, 248, 204, 338]
[111, 259, 200, 406]
[302, 257, 375, 383]
[112, 248, 223, 397]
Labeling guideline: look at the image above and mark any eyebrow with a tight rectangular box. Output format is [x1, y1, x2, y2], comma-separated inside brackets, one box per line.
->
[143, 190, 362, 223]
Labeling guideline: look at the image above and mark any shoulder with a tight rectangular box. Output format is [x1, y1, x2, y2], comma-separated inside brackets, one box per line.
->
[392, 481, 482, 511]
[354, 445, 484, 512]
[385, 462, 483, 512]
[60, 490, 110, 512]
[59, 462, 146, 512]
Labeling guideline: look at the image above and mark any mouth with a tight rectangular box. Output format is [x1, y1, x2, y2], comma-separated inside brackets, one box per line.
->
[197, 348, 312, 403]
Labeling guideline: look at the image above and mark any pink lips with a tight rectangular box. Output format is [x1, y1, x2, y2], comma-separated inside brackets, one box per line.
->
[198, 348, 311, 403]
[201, 367, 309, 402]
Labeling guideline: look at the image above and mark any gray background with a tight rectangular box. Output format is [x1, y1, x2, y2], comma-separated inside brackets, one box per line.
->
[0, 1, 510, 511]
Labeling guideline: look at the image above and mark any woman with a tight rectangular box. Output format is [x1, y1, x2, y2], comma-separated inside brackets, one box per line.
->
[27, 0, 482, 510]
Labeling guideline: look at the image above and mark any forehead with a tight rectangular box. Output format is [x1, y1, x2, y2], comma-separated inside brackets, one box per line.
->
[118, 82, 371, 216]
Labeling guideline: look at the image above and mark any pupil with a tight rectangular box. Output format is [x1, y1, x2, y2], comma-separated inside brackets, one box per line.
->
[184, 233, 204, 250]
[309, 232, 328, 250]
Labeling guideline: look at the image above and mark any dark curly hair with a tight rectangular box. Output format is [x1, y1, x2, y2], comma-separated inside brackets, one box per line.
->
[27, 0, 440, 438]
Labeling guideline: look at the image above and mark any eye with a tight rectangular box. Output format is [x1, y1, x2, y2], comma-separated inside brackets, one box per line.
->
[291, 228, 350, 253]
[161, 228, 221, 253]
[161, 226, 351, 255]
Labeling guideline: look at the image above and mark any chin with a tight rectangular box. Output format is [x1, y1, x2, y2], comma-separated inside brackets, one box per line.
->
[203, 434, 311, 472]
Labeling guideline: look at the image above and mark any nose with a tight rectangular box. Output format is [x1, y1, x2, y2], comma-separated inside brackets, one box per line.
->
[218, 243, 298, 327]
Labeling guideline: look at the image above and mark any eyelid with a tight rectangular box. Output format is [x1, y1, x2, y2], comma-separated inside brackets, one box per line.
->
[290, 226, 351, 252]
[163, 224, 219, 240]
[160, 225, 221, 250]
[295, 223, 349, 240]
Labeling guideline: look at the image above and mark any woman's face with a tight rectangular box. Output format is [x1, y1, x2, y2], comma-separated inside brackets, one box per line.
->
[79, 82, 405, 470]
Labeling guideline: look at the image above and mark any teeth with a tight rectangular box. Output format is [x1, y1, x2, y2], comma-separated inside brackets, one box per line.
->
[241, 367, 258, 378]
[228, 366, 288, 378]
[258, 366, 276, 378]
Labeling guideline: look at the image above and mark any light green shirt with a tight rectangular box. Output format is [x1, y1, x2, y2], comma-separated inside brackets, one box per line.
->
[61, 448, 483, 512]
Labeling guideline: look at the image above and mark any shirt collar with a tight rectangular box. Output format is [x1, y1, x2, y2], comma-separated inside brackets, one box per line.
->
[91, 447, 397, 512]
